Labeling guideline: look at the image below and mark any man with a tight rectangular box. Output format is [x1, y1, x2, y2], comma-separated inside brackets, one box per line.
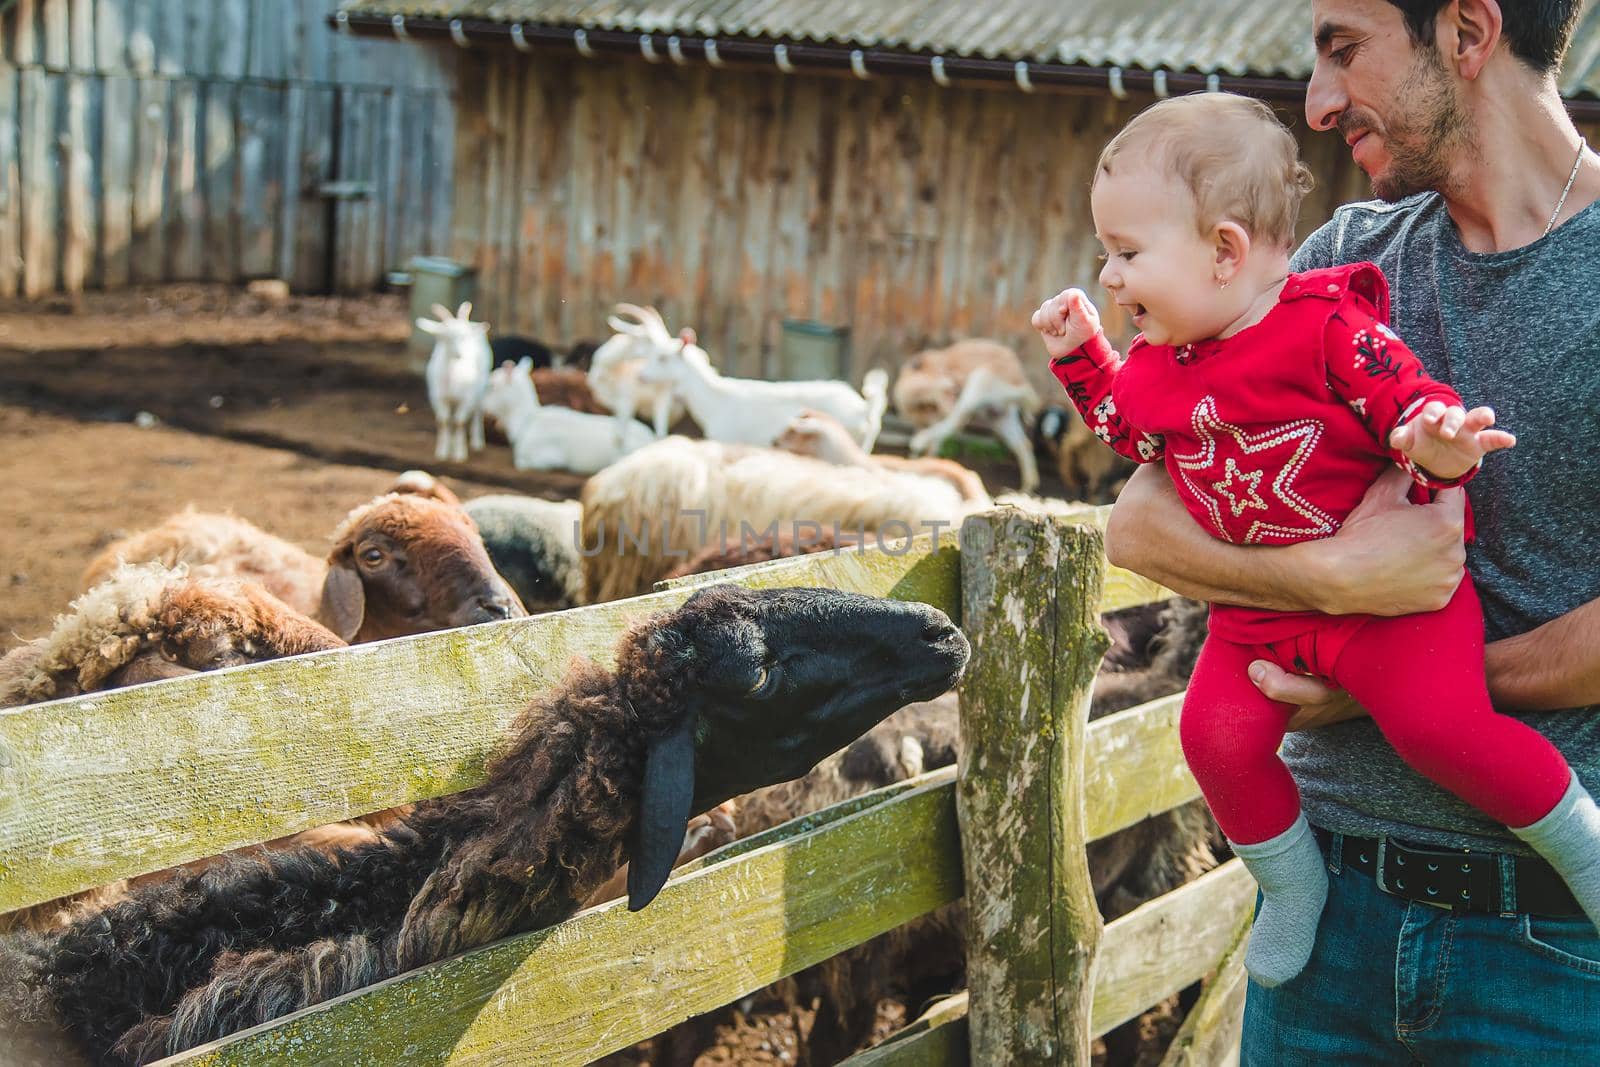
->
[1104, 0, 1600, 1060]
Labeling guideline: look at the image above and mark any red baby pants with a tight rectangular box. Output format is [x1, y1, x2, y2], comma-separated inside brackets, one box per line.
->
[1180, 578, 1574, 845]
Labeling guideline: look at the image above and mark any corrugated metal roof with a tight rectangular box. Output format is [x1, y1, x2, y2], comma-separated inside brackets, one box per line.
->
[347, 0, 1600, 97]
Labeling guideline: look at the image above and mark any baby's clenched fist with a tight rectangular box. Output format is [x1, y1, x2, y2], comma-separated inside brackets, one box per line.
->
[1032, 288, 1103, 360]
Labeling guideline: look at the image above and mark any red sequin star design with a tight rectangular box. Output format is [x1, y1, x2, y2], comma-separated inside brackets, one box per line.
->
[1172, 396, 1337, 544]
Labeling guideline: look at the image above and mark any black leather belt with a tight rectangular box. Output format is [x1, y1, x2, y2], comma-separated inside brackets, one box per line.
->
[1313, 826, 1584, 918]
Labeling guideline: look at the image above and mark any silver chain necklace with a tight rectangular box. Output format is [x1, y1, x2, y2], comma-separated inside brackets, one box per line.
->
[1544, 136, 1588, 237]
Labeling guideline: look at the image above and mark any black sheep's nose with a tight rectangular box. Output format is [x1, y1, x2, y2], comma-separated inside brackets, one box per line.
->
[921, 619, 959, 644]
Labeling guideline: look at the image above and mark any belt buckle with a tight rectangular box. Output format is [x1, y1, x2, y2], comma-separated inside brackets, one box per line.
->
[1377, 836, 1489, 911]
[1374, 837, 1391, 893]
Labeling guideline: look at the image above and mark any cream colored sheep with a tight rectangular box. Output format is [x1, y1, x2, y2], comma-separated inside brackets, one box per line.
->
[578, 436, 979, 603]
[776, 408, 990, 503]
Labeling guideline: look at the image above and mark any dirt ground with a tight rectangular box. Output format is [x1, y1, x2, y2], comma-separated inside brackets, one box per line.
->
[0, 284, 1179, 1065]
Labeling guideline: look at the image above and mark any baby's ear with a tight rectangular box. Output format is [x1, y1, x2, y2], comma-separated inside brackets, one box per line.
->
[1213, 220, 1252, 279]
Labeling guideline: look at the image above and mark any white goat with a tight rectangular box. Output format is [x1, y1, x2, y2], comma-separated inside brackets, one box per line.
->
[586, 304, 694, 442]
[418, 302, 493, 463]
[482, 357, 655, 475]
[895, 339, 1043, 494]
[637, 326, 890, 451]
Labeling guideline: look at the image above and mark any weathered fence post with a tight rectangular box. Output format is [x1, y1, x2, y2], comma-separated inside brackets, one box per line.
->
[957, 508, 1110, 1064]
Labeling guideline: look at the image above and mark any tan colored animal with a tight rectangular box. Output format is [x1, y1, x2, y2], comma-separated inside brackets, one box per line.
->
[893, 339, 1042, 493]
[776, 409, 989, 503]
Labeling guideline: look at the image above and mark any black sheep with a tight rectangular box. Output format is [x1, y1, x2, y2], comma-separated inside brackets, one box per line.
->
[2, 584, 968, 1066]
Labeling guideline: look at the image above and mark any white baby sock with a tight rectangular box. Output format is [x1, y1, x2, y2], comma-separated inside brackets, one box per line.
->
[1232, 815, 1329, 988]
[1511, 773, 1600, 932]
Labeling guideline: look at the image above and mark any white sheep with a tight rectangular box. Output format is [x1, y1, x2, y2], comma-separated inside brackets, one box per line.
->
[586, 304, 694, 442]
[895, 339, 1044, 494]
[482, 358, 655, 475]
[418, 302, 494, 463]
[632, 317, 890, 451]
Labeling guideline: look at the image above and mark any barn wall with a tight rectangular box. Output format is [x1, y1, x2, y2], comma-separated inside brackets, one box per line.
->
[0, 0, 458, 298]
[453, 51, 1591, 387]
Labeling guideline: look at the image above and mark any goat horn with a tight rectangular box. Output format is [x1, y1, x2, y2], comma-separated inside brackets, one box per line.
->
[431, 303, 452, 321]
[612, 302, 653, 322]
[607, 315, 648, 336]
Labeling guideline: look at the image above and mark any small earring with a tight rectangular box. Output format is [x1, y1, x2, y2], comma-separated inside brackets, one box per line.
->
[1216, 277, 1229, 290]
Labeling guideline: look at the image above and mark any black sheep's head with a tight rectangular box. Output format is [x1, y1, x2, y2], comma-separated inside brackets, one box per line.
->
[620, 584, 969, 908]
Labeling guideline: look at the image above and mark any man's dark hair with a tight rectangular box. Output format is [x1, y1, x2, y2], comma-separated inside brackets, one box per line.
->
[1385, 0, 1583, 74]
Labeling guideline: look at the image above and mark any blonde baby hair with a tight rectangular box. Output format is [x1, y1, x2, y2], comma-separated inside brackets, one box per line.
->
[1095, 93, 1315, 250]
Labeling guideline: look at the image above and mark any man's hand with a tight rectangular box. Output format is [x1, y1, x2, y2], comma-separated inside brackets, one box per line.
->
[1032, 288, 1103, 360]
[1313, 466, 1468, 615]
[1390, 402, 1516, 481]
[1248, 659, 1368, 731]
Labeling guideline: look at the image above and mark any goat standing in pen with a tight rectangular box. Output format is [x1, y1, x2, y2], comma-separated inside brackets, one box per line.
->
[419, 301, 494, 462]
[635, 324, 890, 451]
[587, 303, 694, 440]
[894, 339, 1044, 494]
[1, 584, 969, 1065]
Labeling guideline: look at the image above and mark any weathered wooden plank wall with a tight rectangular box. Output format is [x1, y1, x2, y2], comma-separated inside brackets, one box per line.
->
[449, 56, 1381, 385]
[0, 0, 459, 298]
[453, 52, 1600, 390]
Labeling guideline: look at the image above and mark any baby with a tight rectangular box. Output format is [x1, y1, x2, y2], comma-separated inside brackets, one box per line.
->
[1032, 93, 1600, 987]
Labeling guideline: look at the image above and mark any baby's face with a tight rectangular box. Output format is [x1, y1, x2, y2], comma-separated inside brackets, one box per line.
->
[1090, 164, 1233, 347]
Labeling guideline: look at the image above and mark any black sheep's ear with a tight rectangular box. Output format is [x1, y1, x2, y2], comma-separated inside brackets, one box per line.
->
[626, 714, 697, 911]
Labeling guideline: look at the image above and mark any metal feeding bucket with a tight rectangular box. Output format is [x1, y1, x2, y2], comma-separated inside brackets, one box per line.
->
[406, 256, 477, 366]
[778, 319, 850, 382]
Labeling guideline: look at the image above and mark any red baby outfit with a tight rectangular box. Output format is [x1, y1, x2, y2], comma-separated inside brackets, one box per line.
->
[1051, 263, 1572, 844]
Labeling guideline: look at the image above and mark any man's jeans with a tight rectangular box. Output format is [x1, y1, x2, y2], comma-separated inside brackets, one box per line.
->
[1242, 831, 1600, 1065]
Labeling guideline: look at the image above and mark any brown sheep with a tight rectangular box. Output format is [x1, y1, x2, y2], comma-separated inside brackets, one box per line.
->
[0, 562, 344, 709]
[81, 478, 525, 644]
[531, 366, 607, 415]
[0, 562, 352, 935]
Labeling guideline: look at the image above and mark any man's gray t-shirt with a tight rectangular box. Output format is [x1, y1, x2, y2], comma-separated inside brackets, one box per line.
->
[1285, 192, 1600, 854]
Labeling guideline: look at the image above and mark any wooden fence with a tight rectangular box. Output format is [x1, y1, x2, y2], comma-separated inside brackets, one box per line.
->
[0, 0, 457, 298]
[0, 506, 1252, 1065]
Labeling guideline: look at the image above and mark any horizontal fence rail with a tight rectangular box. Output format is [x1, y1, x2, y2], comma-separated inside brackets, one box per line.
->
[164, 771, 963, 1066]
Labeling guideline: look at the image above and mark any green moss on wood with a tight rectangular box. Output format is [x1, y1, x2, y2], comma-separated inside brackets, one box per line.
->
[956, 509, 1109, 1065]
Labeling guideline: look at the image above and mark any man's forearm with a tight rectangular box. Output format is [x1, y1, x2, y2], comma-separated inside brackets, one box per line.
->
[1106, 464, 1467, 618]
[1486, 597, 1600, 713]
[1105, 465, 1328, 612]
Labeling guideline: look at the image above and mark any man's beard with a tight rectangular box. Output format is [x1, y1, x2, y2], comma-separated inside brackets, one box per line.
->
[1342, 49, 1475, 201]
